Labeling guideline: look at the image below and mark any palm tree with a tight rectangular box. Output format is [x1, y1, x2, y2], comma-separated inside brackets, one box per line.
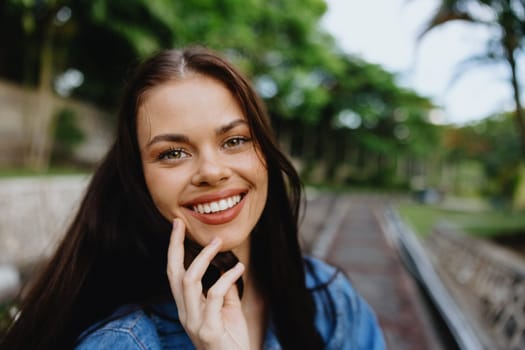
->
[418, 0, 525, 156]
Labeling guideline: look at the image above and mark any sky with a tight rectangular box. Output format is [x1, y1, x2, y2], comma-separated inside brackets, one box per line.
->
[321, 0, 524, 125]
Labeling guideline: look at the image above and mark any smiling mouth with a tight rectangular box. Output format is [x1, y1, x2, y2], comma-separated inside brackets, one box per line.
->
[190, 194, 245, 214]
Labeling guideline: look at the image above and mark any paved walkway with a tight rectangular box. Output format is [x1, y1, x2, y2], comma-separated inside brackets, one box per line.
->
[301, 193, 444, 350]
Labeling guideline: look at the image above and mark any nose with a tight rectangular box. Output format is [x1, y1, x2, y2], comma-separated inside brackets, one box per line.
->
[191, 151, 232, 187]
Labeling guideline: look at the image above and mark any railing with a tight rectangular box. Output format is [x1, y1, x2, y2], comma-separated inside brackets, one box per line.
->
[382, 208, 486, 350]
[427, 225, 525, 350]
[384, 205, 525, 350]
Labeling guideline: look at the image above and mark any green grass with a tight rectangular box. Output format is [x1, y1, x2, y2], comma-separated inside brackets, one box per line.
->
[0, 167, 89, 178]
[397, 202, 525, 238]
[304, 182, 408, 195]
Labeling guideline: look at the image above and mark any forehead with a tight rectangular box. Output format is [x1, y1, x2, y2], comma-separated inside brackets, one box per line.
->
[140, 74, 236, 110]
[136, 75, 248, 139]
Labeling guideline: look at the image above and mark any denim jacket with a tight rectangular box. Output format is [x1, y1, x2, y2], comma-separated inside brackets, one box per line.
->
[75, 256, 385, 349]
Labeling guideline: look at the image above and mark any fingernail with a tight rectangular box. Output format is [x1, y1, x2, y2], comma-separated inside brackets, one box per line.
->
[235, 262, 245, 271]
[172, 219, 178, 230]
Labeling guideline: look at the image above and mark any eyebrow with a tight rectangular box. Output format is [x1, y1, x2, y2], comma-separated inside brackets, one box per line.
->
[146, 134, 190, 148]
[146, 118, 248, 148]
[217, 119, 247, 135]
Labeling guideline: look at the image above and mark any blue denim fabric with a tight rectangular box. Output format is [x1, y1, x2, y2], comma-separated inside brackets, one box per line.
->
[75, 256, 385, 349]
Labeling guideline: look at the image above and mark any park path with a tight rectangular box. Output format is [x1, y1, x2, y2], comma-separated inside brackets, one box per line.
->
[301, 192, 445, 350]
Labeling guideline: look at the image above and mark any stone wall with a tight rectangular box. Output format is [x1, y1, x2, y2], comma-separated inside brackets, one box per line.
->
[0, 176, 89, 267]
[0, 79, 113, 166]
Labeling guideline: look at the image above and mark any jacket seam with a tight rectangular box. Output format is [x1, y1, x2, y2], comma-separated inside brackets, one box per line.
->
[88, 328, 149, 350]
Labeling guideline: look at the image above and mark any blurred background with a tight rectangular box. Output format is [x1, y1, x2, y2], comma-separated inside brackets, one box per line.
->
[0, 0, 524, 349]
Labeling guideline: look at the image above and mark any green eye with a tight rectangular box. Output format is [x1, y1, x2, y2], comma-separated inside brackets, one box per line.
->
[224, 137, 250, 149]
[158, 148, 187, 160]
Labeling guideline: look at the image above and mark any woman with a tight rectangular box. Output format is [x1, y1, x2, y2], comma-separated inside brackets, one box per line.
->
[1, 47, 384, 349]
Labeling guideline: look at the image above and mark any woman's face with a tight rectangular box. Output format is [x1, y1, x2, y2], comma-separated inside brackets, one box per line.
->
[137, 74, 268, 256]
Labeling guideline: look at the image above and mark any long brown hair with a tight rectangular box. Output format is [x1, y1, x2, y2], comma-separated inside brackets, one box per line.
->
[1, 47, 324, 349]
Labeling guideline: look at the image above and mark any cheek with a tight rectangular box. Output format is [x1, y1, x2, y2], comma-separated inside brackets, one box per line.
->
[143, 168, 183, 210]
[256, 165, 269, 191]
[248, 155, 269, 196]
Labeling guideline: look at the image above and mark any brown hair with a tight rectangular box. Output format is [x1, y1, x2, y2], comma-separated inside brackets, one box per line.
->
[1, 47, 324, 349]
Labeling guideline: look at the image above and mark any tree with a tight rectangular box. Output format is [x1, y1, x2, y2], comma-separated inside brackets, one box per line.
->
[0, 0, 331, 168]
[1, 0, 438, 188]
[417, 0, 525, 156]
[1, 0, 75, 170]
[442, 112, 520, 201]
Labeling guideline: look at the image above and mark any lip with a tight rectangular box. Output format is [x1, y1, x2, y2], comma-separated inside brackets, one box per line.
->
[183, 189, 247, 225]
[183, 189, 246, 207]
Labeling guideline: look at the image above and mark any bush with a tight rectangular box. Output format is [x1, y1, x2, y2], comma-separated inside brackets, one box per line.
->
[51, 108, 85, 163]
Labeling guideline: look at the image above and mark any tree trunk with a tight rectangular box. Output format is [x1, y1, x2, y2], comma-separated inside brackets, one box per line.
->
[506, 47, 525, 157]
[27, 20, 55, 171]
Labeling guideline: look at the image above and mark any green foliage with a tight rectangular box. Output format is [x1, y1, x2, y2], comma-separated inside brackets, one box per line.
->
[52, 108, 85, 161]
[512, 164, 525, 210]
[0, 0, 440, 187]
[418, 0, 525, 156]
[330, 57, 439, 156]
[443, 113, 521, 198]
[397, 202, 525, 238]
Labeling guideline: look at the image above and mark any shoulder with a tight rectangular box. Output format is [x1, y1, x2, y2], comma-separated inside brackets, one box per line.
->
[75, 307, 162, 350]
[303, 255, 357, 310]
[303, 255, 339, 289]
[303, 255, 368, 308]
[303, 256, 386, 350]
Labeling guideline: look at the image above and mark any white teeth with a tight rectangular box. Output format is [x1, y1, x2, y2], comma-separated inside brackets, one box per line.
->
[192, 195, 242, 214]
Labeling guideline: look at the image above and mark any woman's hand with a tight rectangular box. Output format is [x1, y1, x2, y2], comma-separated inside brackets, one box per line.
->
[167, 219, 250, 350]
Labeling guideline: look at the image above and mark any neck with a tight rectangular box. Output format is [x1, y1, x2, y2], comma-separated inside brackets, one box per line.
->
[233, 240, 267, 348]
[240, 261, 267, 350]
[232, 240, 255, 304]
[232, 237, 251, 268]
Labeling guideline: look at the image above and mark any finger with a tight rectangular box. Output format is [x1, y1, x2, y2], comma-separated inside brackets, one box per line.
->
[183, 236, 222, 284]
[182, 237, 223, 327]
[167, 219, 187, 315]
[167, 218, 186, 278]
[222, 264, 244, 307]
[202, 262, 244, 327]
